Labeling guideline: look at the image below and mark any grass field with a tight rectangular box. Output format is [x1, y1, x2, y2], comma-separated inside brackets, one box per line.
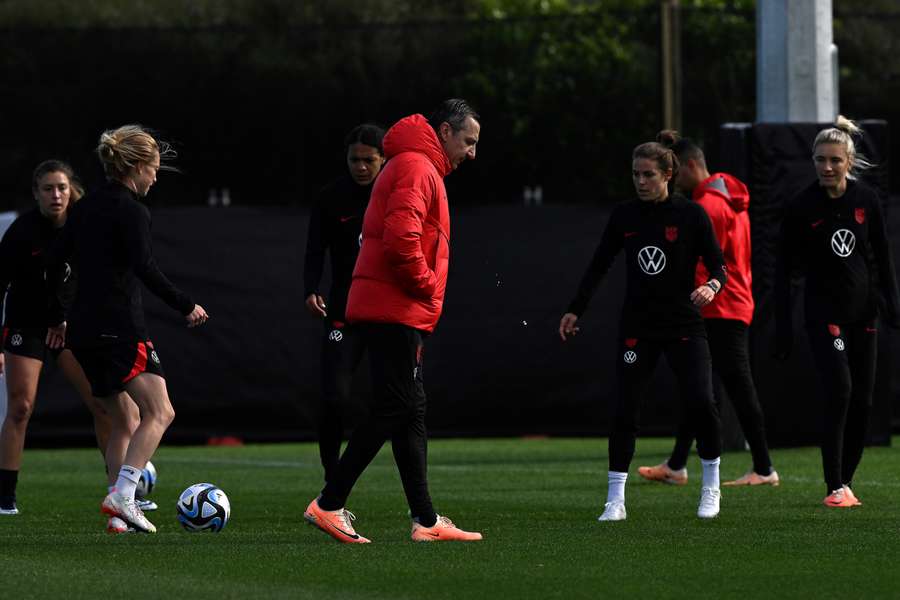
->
[2, 437, 899, 599]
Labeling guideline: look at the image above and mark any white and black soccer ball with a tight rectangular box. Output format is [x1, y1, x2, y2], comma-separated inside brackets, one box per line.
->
[176, 483, 231, 533]
[136, 461, 157, 498]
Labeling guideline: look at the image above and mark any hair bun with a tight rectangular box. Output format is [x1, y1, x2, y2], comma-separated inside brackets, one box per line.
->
[656, 129, 680, 148]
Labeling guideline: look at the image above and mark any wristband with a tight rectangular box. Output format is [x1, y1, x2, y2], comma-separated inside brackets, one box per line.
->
[705, 281, 720, 293]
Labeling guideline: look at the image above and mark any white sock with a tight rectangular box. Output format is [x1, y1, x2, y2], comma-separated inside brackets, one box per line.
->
[701, 457, 721, 490]
[114, 465, 142, 501]
[607, 471, 628, 504]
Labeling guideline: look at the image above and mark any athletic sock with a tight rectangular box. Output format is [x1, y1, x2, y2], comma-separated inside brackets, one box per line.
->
[114, 465, 142, 501]
[413, 514, 438, 528]
[0, 469, 18, 499]
[607, 471, 628, 504]
[701, 457, 721, 490]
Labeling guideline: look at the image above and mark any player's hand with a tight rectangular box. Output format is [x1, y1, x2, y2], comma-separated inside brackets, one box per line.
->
[690, 284, 716, 307]
[559, 313, 580, 341]
[186, 304, 209, 328]
[305, 293, 327, 318]
[46, 322, 67, 349]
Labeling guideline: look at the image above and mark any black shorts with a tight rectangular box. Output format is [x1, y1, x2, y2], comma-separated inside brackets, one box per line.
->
[72, 339, 165, 398]
[2, 327, 62, 361]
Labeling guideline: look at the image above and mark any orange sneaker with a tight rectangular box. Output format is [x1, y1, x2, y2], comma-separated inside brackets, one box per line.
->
[303, 498, 371, 544]
[842, 485, 862, 506]
[823, 488, 855, 508]
[637, 462, 687, 486]
[411, 515, 482, 542]
[723, 470, 780, 487]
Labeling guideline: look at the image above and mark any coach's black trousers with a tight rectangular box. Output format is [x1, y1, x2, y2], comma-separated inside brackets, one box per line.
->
[806, 320, 877, 494]
[317, 321, 367, 484]
[319, 323, 435, 524]
[668, 319, 773, 475]
[609, 335, 721, 473]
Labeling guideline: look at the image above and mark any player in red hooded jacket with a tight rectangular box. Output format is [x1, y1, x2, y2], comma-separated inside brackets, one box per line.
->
[304, 100, 483, 544]
[638, 133, 778, 487]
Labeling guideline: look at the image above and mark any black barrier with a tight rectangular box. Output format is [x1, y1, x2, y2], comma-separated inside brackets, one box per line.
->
[720, 121, 895, 447]
[25, 199, 900, 448]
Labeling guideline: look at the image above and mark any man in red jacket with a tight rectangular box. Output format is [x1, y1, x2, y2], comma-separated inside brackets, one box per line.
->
[305, 99, 483, 543]
[638, 137, 779, 487]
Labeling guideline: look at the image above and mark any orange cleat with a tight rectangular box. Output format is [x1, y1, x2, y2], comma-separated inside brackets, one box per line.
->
[723, 470, 780, 487]
[637, 462, 687, 486]
[411, 515, 482, 542]
[304, 498, 371, 544]
[842, 485, 862, 506]
[823, 488, 855, 508]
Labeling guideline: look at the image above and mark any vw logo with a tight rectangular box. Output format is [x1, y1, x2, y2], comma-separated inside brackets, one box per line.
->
[833, 338, 845, 351]
[623, 350, 637, 364]
[10, 334, 23, 347]
[150, 350, 160, 364]
[328, 330, 343, 342]
[638, 246, 666, 275]
[831, 229, 855, 258]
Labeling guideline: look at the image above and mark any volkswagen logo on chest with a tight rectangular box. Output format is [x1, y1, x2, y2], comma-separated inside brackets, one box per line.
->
[623, 350, 637, 364]
[638, 246, 666, 275]
[831, 229, 855, 258]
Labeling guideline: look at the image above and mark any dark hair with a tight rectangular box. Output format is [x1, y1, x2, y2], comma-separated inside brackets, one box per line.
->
[658, 129, 706, 167]
[632, 133, 679, 179]
[32, 159, 84, 202]
[344, 123, 385, 155]
[427, 98, 480, 133]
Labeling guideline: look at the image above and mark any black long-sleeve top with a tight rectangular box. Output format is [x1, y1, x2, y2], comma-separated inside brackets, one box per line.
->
[303, 174, 372, 323]
[0, 208, 76, 328]
[567, 194, 727, 339]
[776, 179, 900, 352]
[46, 180, 195, 348]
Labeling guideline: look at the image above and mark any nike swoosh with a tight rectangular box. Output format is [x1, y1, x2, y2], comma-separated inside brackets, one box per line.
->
[339, 216, 356, 223]
[811, 219, 824, 228]
[329, 522, 360, 539]
[31, 249, 42, 256]
[424, 531, 440, 537]
[624, 232, 637, 238]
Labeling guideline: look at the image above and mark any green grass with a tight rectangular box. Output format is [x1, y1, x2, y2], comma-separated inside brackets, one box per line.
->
[2, 438, 899, 599]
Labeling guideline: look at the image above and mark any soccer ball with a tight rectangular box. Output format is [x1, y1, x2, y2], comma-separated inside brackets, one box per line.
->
[136, 461, 157, 498]
[176, 483, 231, 533]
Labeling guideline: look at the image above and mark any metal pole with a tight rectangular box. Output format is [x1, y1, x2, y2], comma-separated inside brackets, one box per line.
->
[660, 0, 682, 131]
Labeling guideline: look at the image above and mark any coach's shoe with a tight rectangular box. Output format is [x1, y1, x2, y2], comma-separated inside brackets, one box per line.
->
[101, 491, 157, 533]
[842, 485, 862, 507]
[136, 498, 158, 512]
[823, 488, 855, 508]
[697, 487, 721, 519]
[637, 462, 688, 486]
[597, 501, 627, 522]
[304, 498, 370, 544]
[0, 497, 18, 515]
[723, 470, 780, 487]
[106, 516, 136, 534]
[411, 515, 482, 542]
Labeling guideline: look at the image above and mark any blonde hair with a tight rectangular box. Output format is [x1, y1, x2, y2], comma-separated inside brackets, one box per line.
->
[96, 124, 176, 179]
[812, 115, 874, 179]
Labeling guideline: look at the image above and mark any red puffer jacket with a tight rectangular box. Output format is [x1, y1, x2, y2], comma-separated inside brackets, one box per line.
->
[345, 114, 452, 333]
[694, 172, 755, 325]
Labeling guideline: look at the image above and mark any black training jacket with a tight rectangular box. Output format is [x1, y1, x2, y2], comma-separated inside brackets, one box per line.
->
[0, 208, 76, 329]
[46, 180, 194, 347]
[303, 174, 373, 323]
[776, 179, 900, 353]
[567, 193, 727, 339]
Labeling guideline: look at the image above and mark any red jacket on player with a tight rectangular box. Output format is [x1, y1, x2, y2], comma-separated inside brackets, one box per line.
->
[694, 172, 755, 325]
[345, 114, 452, 333]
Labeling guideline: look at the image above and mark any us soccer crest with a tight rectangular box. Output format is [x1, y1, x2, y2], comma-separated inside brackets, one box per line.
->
[855, 207, 866, 224]
[665, 226, 678, 242]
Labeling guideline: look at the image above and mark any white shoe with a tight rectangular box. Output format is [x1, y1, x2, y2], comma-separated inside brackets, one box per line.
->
[136, 498, 158, 512]
[598, 501, 627, 521]
[101, 491, 156, 533]
[0, 503, 18, 516]
[697, 487, 721, 519]
[106, 516, 135, 534]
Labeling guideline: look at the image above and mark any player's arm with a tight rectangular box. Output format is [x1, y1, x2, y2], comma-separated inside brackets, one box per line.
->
[381, 167, 437, 299]
[691, 206, 726, 307]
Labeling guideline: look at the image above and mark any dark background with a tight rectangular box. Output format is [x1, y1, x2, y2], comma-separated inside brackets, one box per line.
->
[1, 0, 898, 445]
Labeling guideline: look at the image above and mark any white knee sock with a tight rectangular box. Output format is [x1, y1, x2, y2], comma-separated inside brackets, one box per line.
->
[114, 465, 142, 501]
[607, 471, 628, 504]
[701, 457, 721, 490]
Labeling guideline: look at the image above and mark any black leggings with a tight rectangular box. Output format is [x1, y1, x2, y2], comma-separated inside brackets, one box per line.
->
[609, 335, 721, 473]
[317, 321, 367, 484]
[668, 319, 772, 474]
[806, 321, 877, 494]
[319, 323, 435, 525]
